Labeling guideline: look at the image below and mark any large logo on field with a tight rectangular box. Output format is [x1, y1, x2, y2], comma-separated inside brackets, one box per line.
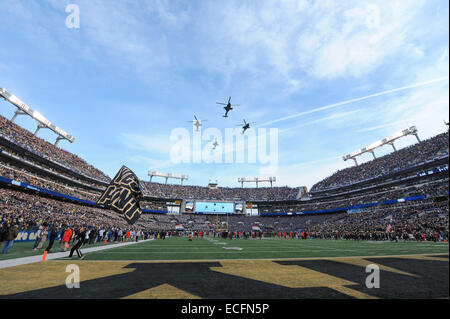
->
[1, 255, 448, 299]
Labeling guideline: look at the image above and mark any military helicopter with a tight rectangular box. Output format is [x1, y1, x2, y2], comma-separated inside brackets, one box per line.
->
[236, 119, 256, 134]
[216, 97, 239, 118]
[212, 138, 219, 150]
[187, 115, 207, 132]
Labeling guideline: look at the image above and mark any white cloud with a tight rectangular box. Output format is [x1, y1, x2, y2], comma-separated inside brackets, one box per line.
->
[386, 85, 449, 141]
[279, 109, 362, 135]
[270, 158, 349, 189]
[356, 121, 403, 133]
[296, 0, 427, 79]
[119, 133, 174, 155]
[127, 155, 174, 171]
[2, 0, 447, 189]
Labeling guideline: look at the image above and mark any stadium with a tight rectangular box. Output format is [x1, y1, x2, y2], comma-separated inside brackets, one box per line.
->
[0, 1, 449, 305]
[0, 99, 448, 299]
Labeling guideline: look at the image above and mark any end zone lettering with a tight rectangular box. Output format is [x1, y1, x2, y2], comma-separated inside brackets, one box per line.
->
[226, 304, 269, 314]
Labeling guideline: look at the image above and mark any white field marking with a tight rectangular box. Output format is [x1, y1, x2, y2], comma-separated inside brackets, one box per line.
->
[0, 239, 155, 269]
[222, 247, 244, 251]
[119, 245, 337, 249]
[124, 242, 447, 249]
[90, 248, 425, 254]
[416, 243, 448, 247]
[105, 245, 448, 252]
[58, 252, 450, 263]
[91, 251, 248, 254]
[127, 244, 220, 250]
[107, 248, 337, 252]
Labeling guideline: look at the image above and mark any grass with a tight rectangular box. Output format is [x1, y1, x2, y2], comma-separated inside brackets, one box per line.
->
[0, 236, 448, 299]
[2, 237, 447, 262]
[0, 240, 125, 261]
[80, 236, 449, 261]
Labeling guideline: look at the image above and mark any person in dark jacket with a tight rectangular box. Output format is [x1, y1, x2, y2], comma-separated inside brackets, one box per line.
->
[45, 225, 59, 253]
[68, 227, 86, 259]
[0, 223, 7, 249]
[2, 223, 19, 254]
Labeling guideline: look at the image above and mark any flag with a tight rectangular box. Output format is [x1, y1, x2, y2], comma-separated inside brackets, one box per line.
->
[97, 166, 143, 225]
[252, 225, 261, 232]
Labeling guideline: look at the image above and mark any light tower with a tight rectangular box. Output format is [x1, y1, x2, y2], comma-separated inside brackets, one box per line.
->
[0, 88, 75, 146]
[238, 176, 276, 188]
[148, 171, 188, 185]
[343, 126, 420, 167]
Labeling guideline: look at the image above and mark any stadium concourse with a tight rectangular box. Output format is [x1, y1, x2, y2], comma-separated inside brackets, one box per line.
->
[0, 113, 449, 299]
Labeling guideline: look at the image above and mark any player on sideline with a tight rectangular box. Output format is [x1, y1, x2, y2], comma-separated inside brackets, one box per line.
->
[68, 227, 87, 259]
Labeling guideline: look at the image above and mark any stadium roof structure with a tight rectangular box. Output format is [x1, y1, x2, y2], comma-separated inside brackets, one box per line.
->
[343, 126, 421, 166]
[0, 88, 75, 146]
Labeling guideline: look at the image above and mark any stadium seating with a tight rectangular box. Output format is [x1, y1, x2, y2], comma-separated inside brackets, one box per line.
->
[0, 115, 448, 242]
[0, 115, 111, 183]
[141, 181, 300, 201]
[310, 132, 449, 192]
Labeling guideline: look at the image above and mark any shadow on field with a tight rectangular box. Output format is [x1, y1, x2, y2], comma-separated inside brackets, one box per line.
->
[276, 256, 449, 299]
[1, 255, 448, 299]
[1, 261, 349, 299]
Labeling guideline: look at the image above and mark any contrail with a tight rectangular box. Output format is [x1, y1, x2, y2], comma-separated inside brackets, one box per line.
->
[258, 76, 449, 127]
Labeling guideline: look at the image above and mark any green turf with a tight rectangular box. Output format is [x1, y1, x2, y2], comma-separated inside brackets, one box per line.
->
[0, 240, 124, 261]
[82, 236, 450, 261]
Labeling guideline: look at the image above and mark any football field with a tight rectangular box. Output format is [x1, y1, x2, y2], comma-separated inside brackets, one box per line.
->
[0, 237, 448, 299]
[82, 236, 449, 260]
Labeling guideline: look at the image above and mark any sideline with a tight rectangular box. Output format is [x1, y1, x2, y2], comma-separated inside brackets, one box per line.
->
[0, 239, 154, 269]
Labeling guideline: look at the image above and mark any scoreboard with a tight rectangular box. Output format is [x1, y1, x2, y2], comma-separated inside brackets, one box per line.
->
[183, 200, 245, 214]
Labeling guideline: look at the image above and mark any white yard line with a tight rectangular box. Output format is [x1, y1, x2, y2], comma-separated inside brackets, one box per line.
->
[65, 252, 449, 263]
[0, 239, 153, 270]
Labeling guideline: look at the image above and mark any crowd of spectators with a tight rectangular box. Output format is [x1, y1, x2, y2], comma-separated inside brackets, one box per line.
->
[307, 200, 448, 241]
[0, 188, 139, 234]
[0, 115, 448, 254]
[0, 146, 106, 189]
[1, 114, 300, 202]
[311, 132, 449, 192]
[141, 201, 169, 212]
[0, 160, 101, 202]
[258, 179, 449, 214]
[0, 114, 110, 183]
[137, 198, 449, 242]
[1, 185, 448, 254]
[141, 181, 300, 201]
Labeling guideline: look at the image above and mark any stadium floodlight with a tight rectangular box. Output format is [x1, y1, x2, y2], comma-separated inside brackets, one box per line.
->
[343, 126, 420, 166]
[0, 88, 75, 146]
[148, 170, 188, 185]
[238, 176, 276, 188]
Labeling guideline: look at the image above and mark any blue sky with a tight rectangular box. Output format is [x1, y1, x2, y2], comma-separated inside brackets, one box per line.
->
[0, 0, 448, 189]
